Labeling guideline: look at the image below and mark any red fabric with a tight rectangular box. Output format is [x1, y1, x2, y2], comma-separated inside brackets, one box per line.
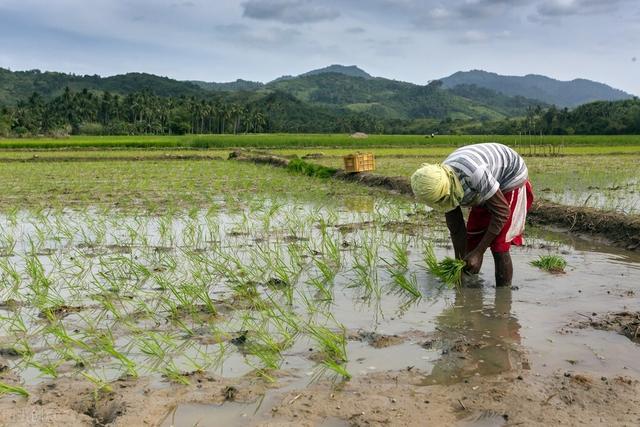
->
[466, 180, 534, 253]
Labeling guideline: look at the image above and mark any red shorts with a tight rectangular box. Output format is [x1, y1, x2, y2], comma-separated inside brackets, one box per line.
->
[466, 180, 534, 253]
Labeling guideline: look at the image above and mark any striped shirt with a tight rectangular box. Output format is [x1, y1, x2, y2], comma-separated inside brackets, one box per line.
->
[443, 143, 528, 206]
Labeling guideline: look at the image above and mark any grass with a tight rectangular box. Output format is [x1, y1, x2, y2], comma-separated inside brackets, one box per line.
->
[1, 134, 640, 150]
[531, 255, 568, 273]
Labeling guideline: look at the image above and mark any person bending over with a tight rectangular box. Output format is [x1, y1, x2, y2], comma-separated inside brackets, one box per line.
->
[411, 143, 534, 287]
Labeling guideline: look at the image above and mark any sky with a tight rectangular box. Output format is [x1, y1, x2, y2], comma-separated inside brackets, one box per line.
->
[0, 0, 638, 94]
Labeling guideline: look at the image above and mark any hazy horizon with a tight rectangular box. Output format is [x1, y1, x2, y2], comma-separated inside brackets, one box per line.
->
[1, 0, 638, 95]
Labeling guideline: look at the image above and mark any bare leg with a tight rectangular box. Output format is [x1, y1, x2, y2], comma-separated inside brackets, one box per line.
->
[493, 251, 513, 287]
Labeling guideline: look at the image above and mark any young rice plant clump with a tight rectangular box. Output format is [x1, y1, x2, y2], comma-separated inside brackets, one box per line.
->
[531, 255, 567, 273]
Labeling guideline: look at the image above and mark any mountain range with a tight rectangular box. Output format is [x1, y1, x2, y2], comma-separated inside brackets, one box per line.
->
[0, 65, 634, 122]
[439, 70, 632, 107]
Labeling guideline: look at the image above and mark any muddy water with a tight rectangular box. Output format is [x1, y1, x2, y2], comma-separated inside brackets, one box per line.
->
[1, 203, 639, 426]
[542, 189, 640, 215]
[163, 233, 640, 426]
[162, 401, 349, 427]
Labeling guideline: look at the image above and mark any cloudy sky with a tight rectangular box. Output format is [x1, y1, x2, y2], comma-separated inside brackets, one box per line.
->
[0, 0, 638, 94]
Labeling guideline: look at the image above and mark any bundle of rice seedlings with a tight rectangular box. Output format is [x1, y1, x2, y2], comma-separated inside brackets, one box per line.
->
[425, 243, 466, 288]
[530, 255, 567, 273]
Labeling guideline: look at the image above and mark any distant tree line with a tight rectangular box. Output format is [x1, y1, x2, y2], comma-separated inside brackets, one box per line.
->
[0, 87, 389, 136]
[0, 88, 268, 136]
[441, 100, 640, 135]
[1, 87, 638, 137]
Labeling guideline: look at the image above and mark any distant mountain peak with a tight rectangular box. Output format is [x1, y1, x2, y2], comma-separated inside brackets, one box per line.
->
[440, 69, 632, 107]
[300, 64, 372, 79]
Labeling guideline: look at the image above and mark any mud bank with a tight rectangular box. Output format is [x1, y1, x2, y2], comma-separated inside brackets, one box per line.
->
[527, 200, 640, 250]
[229, 150, 640, 251]
[266, 369, 640, 427]
[2, 368, 638, 426]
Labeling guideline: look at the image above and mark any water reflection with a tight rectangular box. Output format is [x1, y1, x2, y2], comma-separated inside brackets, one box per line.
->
[421, 286, 524, 385]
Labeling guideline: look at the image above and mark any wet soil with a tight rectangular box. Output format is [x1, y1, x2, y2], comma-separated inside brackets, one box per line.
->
[346, 330, 407, 349]
[2, 367, 638, 426]
[569, 311, 640, 344]
[265, 370, 640, 427]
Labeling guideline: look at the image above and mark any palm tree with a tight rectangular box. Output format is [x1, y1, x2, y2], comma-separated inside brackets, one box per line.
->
[217, 102, 229, 134]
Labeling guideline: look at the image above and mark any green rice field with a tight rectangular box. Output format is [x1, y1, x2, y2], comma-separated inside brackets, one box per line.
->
[2, 133, 640, 150]
[1, 135, 639, 426]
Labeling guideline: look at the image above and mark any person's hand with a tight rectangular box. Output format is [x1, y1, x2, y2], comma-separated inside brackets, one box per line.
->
[464, 249, 483, 274]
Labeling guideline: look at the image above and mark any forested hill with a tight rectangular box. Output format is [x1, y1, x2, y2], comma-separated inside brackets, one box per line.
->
[1, 70, 638, 136]
[0, 66, 547, 122]
[264, 73, 546, 120]
[0, 65, 636, 133]
[0, 68, 203, 104]
[188, 79, 265, 92]
[299, 64, 372, 79]
[440, 70, 632, 107]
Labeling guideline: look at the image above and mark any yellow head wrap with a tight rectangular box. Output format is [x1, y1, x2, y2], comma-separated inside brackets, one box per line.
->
[410, 163, 464, 212]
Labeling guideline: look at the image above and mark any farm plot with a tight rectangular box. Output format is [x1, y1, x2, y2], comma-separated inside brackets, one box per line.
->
[310, 152, 640, 214]
[1, 159, 639, 426]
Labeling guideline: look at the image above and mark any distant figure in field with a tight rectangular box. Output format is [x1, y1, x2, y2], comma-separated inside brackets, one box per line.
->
[411, 143, 534, 287]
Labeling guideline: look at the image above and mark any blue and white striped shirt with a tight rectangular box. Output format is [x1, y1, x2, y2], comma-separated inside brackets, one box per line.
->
[444, 143, 528, 206]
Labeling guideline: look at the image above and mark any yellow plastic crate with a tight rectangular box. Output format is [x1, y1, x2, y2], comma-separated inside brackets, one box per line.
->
[343, 153, 375, 173]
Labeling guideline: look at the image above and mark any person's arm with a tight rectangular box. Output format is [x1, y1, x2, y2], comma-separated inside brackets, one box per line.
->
[464, 189, 510, 273]
[445, 206, 467, 259]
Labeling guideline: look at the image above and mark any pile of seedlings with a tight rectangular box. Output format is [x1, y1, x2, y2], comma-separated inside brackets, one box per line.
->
[530, 255, 568, 273]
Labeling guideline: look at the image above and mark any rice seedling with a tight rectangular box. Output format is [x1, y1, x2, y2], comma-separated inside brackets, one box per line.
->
[95, 330, 138, 378]
[0, 382, 30, 397]
[163, 362, 191, 385]
[81, 371, 113, 395]
[531, 255, 567, 273]
[0, 257, 22, 294]
[387, 239, 410, 271]
[27, 358, 61, 379]
[424, 243, 466, 288]
[307, 256, 337, 303]
[306, 321, 350, 380]
[350, 232, 382, 300]
[0, 232, 16, 257]
[387, 269, 422, 298]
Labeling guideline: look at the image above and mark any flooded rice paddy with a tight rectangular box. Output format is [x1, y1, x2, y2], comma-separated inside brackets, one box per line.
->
[0, 193, 638, 426]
